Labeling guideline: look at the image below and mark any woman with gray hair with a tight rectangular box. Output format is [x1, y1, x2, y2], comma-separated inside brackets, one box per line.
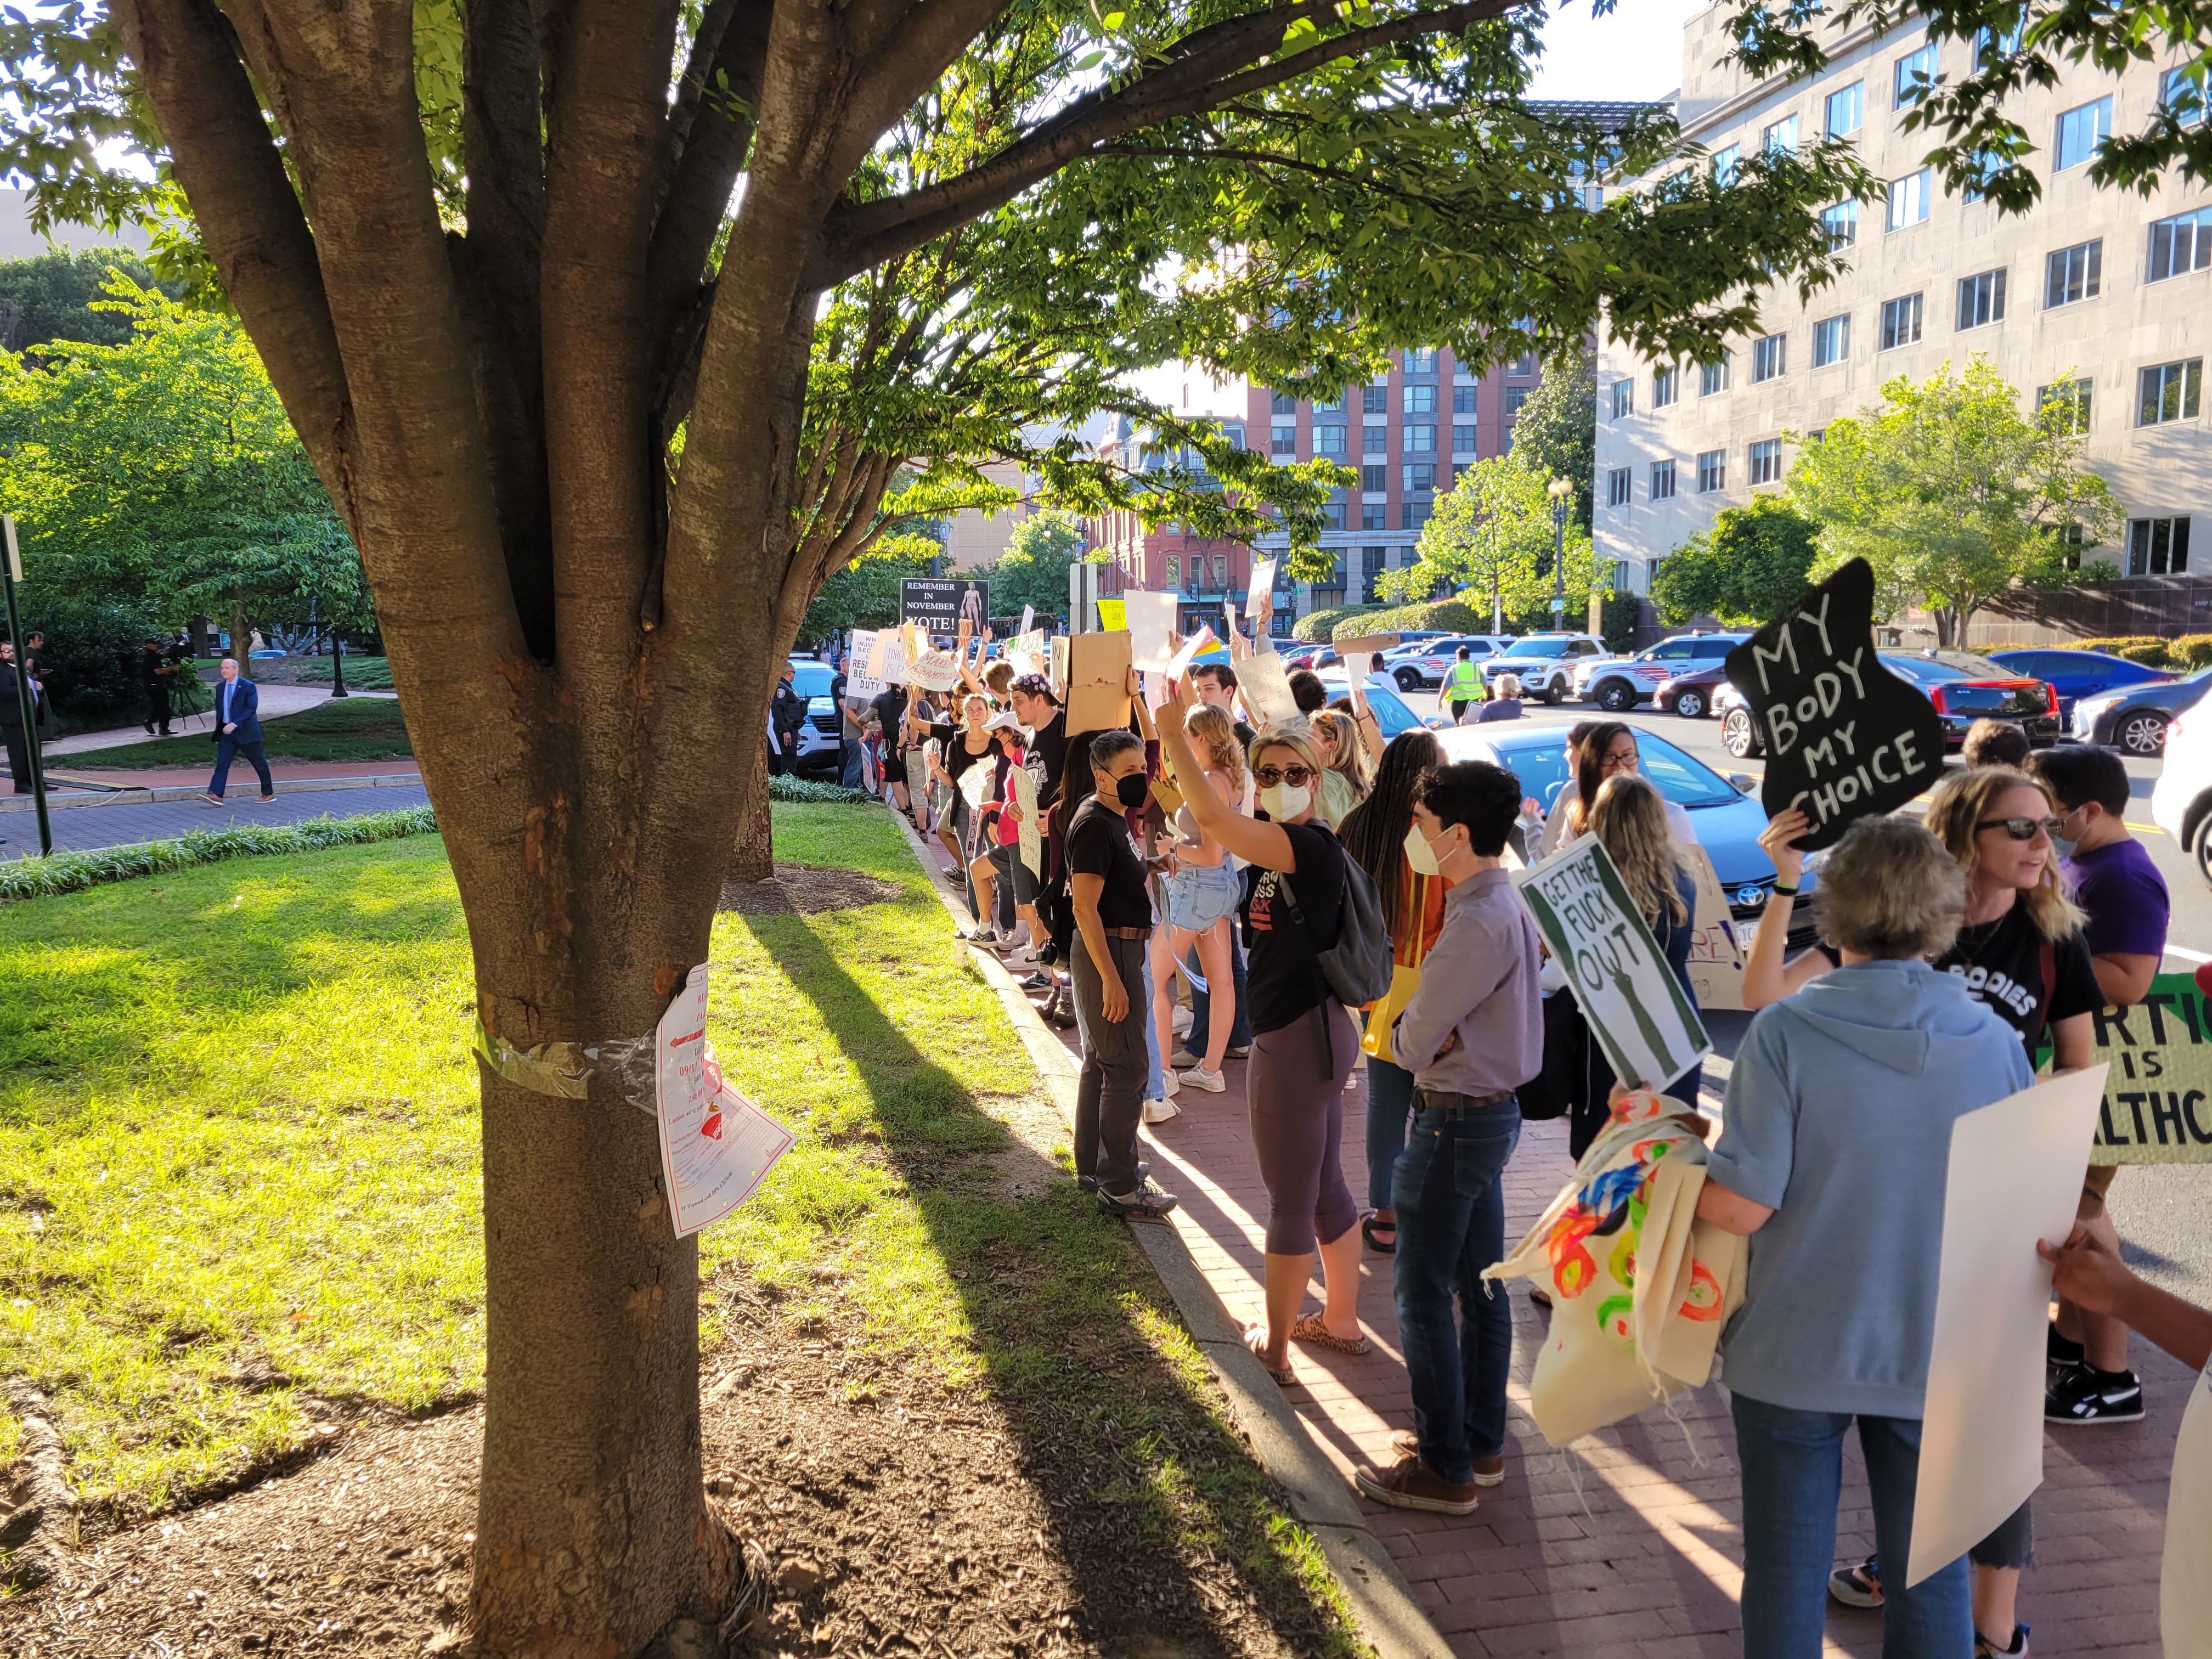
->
[1474, 674, 1524, 723]
[1695, 813, 2035, 1658]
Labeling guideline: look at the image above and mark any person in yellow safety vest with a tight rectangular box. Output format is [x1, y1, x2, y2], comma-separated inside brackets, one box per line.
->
[1440, 647, 1487, 724]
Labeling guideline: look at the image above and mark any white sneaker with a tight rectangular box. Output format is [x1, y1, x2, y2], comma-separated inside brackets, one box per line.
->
[1004, 945, 1039, 967]
[1184, 1066, 1227, 1093]
[1159, 1066, 1181, 1097]
[1172, 1006, 1194, 1036]
[1142, 1097, 1181, 1124]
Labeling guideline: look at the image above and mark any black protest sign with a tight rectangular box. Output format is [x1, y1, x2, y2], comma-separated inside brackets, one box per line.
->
[1723, 558, 1944, 851]
[900, 578, 990, 634]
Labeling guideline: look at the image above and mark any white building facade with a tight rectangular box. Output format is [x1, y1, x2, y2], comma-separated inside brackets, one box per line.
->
[1595, 6, 2209, 637]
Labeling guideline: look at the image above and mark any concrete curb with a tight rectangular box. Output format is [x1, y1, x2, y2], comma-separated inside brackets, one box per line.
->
[0, 774, 422, 812]
[884, 805, 1452, 1659]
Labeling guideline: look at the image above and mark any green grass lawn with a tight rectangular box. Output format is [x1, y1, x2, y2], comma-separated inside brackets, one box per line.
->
[291, 656, 394, 690]
[62, 696, 414, 771]
[1, 805, 1351, 1643]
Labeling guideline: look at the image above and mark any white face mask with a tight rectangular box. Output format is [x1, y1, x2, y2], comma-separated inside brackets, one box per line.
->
[1404, 822, 1443, 876]
[1259, 782, 1311, 821]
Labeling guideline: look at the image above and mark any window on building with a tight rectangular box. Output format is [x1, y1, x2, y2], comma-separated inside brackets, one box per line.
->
[2055, 97, 2113, 171]
[2140, 359, 2204, 425]
[1764, 114, 1800, 154]
[1165, 554, 1181, 588]
[1314, 393, 1344, 414]
[1404, 348, 1437, 375]
[1509, 352, 1537, 376]
[1506, 386, 1531, 415]
[1700, 357, 1730, 396]
[1748, 438, 1785, 485]
[1611, 380, 1633, 419]
[2130, 517, 2192, 575]
[1361, 462, 1387, 492]
[1961, 149, 2007, 205]
[1651, 460, 1677, 500]
[1879, 292, 1924, 349]
[1893, 42, 1936, 109]
[1452, 462, 1472, 486]
[1826, 82, 1864, 137]
[1822, 201, 1859, 248]
[1362, 385, 1387, 414]
[1452, 424, 1478, 454]
[1403, 424, 1435, 453]
[1751, 332, 1787, 382]
[1271, 424, 1296, 455]
[1887, 170, 1930, 229]
[1401, 501, 1431, 532]
[2039, 378, 2093, 433]
[1269, 391, 1297, 415]
[1808, 427, 1827, 444]
[1974, 21, 2024, 63]
[2148, 206, 2212, 281]
[1363, 424, 1388, 455]
[1813, 314, 1850, 366]
[1315, 424, 1346, 456]
[1452, 386, 1478, 414]
[2161, 65, 2209, 126]
[1697, 450, 1726, 493]
[1608, 467, 1633, 507]
[1402, 383, 1434, 414]
[1402, 462, 1435, 493]
[1362, 501, 1386, 531]
[1956, 268, 2007, 329]
[1711, 143, 1740, 185]
[1323, 495, 1346, 532]
[2045, 240, 2103, 305]
[1653, 365, 1678, 407]
[1354, 546, 1379, 601]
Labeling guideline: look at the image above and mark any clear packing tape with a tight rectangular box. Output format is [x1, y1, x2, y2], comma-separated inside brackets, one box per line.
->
[471, 1017, 659, 1118]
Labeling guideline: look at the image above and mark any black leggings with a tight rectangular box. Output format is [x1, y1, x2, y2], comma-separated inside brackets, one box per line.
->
[1246, 1002, 1359, 1255]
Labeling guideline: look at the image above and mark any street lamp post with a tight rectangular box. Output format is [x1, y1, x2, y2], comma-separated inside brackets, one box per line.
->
[1547, 475, 1573, 625]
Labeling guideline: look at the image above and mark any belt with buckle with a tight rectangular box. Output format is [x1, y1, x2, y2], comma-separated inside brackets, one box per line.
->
[1415, 1087, 1514, 1114]
[1103, 925, 1154, 941]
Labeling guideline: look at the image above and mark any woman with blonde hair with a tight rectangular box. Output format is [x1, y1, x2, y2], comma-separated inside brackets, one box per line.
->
[1311, 708, 1370, 830]
[1151, 702, 1248, 1093]
[1741, 765, 2101, 1657]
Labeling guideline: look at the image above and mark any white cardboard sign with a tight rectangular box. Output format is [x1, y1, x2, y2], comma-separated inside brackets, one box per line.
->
[1246, 558, 1277, 619]
[1012, 765, 1042, 878]
[654, 964, 795, 1237]
[1166, 624, 1220, 685]
[1124, 590, 1181, 671]
[1681, 844, 1748, 1012]
[845, 629, 885, 704]
[871, 627, 908, 688]
[1234, 648, 1301, 727]
[1908, 1065, 2108, 1587]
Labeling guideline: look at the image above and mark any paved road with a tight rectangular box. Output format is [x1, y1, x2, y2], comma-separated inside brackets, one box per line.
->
[1401, 683, 2212, 1300]
[0, 783, 430, 859]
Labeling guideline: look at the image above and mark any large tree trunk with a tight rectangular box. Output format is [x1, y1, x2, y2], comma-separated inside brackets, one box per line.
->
[733, 741, 774, 883]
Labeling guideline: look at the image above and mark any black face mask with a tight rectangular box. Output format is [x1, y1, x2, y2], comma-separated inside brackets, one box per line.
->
[1113, 773, 1150, 809]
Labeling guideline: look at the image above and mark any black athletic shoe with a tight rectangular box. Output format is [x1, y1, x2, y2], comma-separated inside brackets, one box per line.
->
[2046, 1364, 2145, 1425]
[1075, 1160, 1148, 1193]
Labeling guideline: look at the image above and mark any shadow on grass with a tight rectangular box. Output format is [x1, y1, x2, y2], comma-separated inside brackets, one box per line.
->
[731, 901, 1356, 1656]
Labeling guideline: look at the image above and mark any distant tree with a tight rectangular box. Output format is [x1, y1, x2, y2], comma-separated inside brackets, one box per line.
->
[1786, 357, 2120, 645]
[0, 249, 178, 355]
[980, 509, 1088, 625]
[1508, 343, 1596, 533]
[798, 537, 943, 641]
[1386, 449, 1602, 630]
[1651, 498, 1821, 627]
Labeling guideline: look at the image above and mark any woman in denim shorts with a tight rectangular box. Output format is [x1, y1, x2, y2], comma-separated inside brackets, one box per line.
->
[1150, 703, 1247, 1093]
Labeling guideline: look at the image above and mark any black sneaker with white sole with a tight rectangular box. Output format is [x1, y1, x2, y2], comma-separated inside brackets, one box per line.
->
[2045, 1364, 2145, 1424]
[1096, 1176, 1178, 1218]
[1076, 1161, 1147, 1193]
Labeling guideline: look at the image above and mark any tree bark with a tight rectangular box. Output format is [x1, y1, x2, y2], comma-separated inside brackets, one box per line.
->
[733, 741, 775, 883]
[232, 596, 252, 680]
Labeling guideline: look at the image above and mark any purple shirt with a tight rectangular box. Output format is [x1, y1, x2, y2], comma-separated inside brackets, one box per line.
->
[2065, 836, 2168, 961]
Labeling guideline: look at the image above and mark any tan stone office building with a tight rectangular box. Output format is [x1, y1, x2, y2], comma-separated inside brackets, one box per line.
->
[1594, 8, 2210, 640]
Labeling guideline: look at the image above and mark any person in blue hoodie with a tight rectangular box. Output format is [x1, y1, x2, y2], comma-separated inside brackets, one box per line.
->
[1696, 812, 2035, 1659]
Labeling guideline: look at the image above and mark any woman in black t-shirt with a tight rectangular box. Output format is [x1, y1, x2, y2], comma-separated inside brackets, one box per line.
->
[1158, 681, 1367, 1384]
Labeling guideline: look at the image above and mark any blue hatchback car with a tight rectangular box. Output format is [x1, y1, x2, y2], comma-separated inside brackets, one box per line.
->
[1987, 648, 2174, 725]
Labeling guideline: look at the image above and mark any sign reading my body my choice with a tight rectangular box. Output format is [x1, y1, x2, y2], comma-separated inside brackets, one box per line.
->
[901, 578, 990, 635]
[1723, 558, 1945, 851]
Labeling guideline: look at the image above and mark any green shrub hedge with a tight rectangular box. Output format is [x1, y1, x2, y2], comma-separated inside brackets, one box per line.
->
[1291, 604, 1378, 643]
[1328, 599, 1488, 642]
[768, 775, 878, 805]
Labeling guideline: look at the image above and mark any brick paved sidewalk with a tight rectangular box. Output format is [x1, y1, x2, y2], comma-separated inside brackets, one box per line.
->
[928, 844, 2181, 1655]
[0, 783, 430, 860]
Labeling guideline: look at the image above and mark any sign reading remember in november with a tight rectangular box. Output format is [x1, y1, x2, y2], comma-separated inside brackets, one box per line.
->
[1515, 836, 1711, 1092]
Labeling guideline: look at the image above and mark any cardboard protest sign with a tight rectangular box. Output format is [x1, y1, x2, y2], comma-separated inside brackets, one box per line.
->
[1123, 590, 1180, 671]
[1064, 630, 1133, 734]
[1048, 635, 1070, 702]
[1004, 629, 1047, 677]
[1246, 558, 1278, 618]
[1096, 596, 1126, 631]
[845, 629, 884, 704]
[1011, 765, 1042, 878]
[902, 623, 962, 693]
[2069, 974, 2212, 1163]
[871, 627, 908, 687]
[1909, 1065, 2107, 1586]
[1724, 559, 1944, 851]
[1333, 632, 1401, 667]
[1680, 844, 1748, 1013]
[901, 577, 988, 634]
[1515, 836, 1712, 1092]
[655, 964, 795, 1237]
[1234, 648, 1301, 726]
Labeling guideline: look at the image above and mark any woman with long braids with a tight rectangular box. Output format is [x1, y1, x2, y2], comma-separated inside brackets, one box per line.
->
[1334, 729, 1444, 1255]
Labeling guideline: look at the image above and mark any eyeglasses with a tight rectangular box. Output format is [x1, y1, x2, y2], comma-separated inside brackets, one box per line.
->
[1977, 816, 2064, 842]
[1254, 765, 1316, 788]
[1599, 749, 1638, 773]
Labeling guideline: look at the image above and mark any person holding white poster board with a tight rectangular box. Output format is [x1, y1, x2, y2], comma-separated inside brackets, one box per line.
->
[1692, 815, 2037, 1658]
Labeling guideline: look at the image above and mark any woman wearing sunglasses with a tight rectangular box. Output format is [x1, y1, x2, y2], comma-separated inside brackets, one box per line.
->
[1531, 720, 1695, 852]
[1742, 764, 2099, 1659]
[1157, 681, 1369, 1382]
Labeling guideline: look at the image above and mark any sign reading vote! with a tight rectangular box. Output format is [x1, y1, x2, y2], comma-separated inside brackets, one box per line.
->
[1724, 558, 1944, 851]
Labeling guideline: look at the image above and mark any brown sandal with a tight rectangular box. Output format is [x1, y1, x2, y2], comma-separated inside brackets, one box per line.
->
[1290, 1312, 1372, 1357]
[1242, 1323, 1294, 1385]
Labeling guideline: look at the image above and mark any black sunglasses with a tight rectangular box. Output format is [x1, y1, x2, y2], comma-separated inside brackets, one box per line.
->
[1253, 765, 1316, 788]
[1977, 816, 2063, 842]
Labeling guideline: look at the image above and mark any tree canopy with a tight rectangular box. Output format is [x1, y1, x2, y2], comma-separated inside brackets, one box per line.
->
[0, 248, 178, 355]
[979, 508, 1089, 625]
[1508, 343, 1596, 534]
[1384, 448, 1601, 629]
[1650, 497, 1821, 627]
[1785, 356, 2120, 644]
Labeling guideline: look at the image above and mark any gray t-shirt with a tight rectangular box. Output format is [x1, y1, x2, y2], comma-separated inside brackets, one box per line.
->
[1710, 959, 2033, 1418]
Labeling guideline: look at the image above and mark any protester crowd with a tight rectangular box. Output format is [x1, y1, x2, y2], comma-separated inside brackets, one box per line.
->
[834, 614, 2208, 1659]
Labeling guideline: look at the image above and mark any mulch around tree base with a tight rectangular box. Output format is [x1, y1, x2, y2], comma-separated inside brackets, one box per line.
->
[2, 1295, 1330, 1659]
[719, 865, 902, 916]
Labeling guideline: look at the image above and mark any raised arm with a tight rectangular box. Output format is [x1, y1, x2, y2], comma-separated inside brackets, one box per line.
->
[1126, 665, 1157, 743]
[1158, 675, 1296, 872]
[1742, 809, 1835, 1009]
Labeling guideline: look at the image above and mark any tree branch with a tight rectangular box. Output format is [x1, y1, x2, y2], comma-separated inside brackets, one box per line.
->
[110, 0, 362, 544]
[813, 0, 1528, 285]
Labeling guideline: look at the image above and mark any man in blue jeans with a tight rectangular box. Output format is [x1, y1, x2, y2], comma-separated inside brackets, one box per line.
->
[1354, 760, 1541, 1515]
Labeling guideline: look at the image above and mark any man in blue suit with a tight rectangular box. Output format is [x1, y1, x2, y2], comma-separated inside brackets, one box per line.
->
[202, 657, 276, 804]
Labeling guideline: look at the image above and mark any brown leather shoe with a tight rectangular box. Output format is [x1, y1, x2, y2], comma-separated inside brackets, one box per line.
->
[1354, 1453, 1479, 1515]
[1389, 1432, 1506, 1487]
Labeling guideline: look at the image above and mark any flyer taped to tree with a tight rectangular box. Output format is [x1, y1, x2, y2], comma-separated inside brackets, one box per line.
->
[655, 964, 794, 1237]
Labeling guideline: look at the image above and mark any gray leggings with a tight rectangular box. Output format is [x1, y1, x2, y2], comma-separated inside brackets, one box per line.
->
[1248, 1001, 1359, 1255]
